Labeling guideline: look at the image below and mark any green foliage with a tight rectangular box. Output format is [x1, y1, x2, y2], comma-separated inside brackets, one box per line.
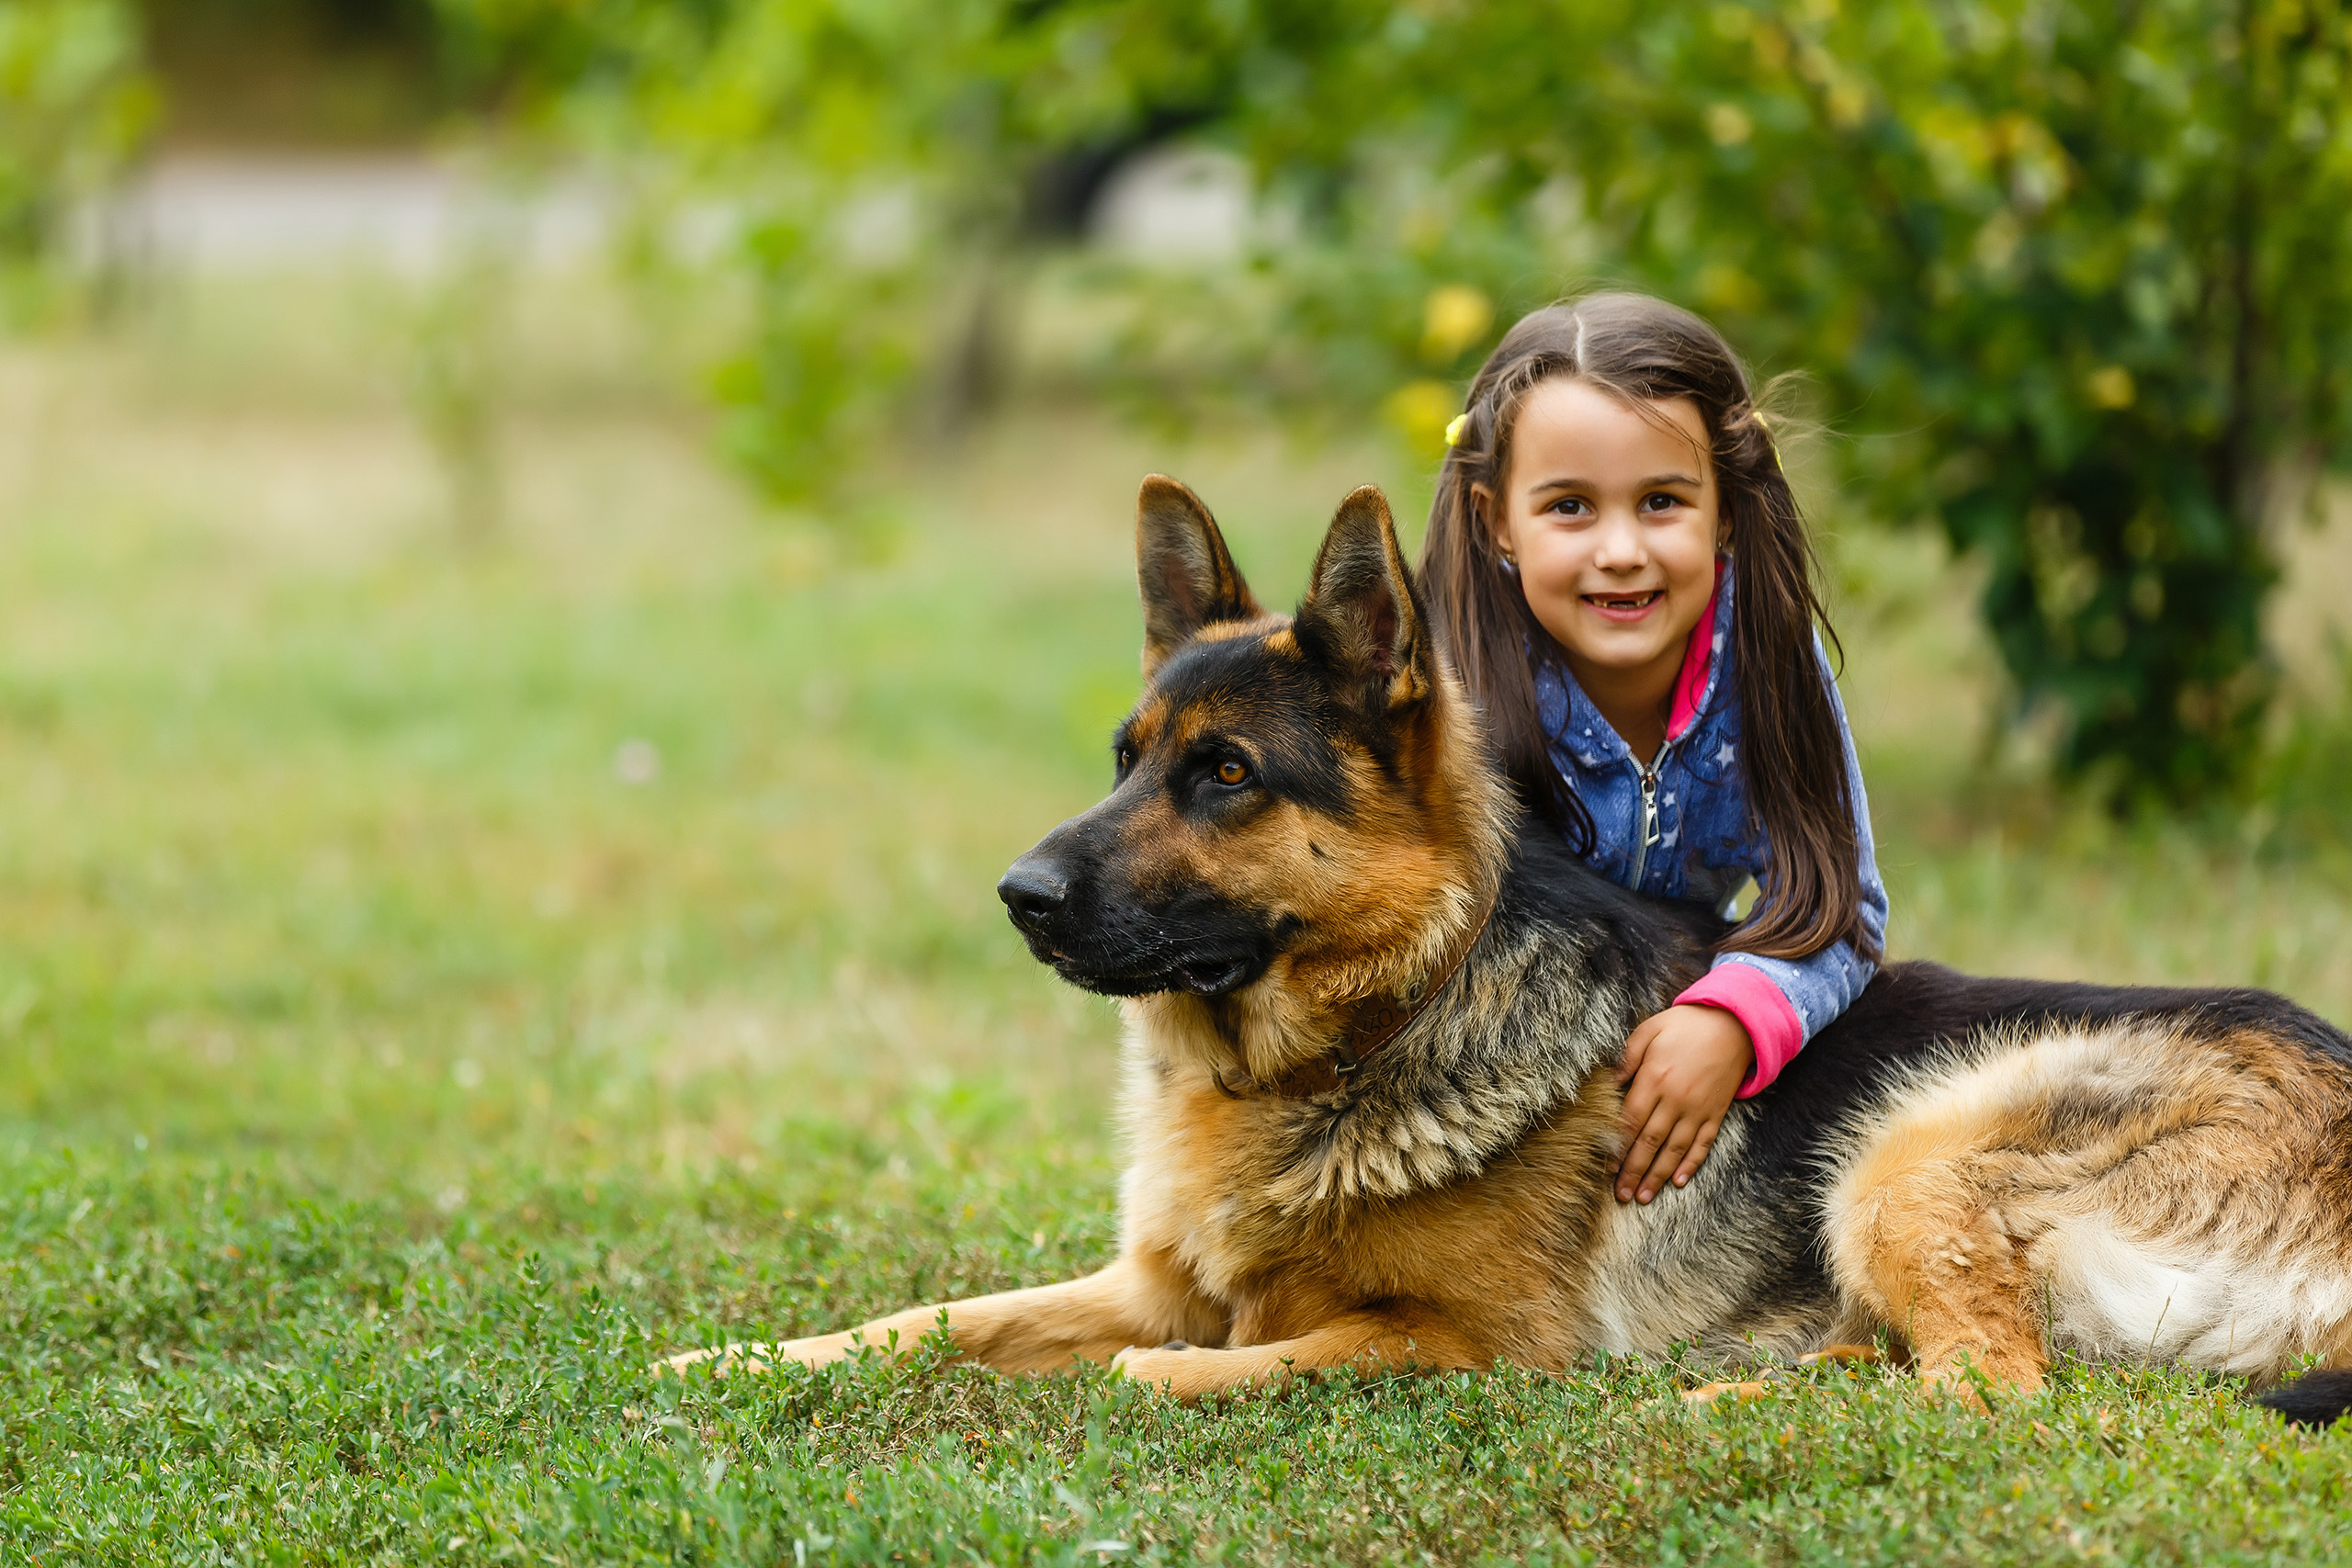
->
[434, 0, 1192, 502]
[15, 1145, 2352, 1567]
[0, 0, 153, 302]
[1275, 0, 2352, 802]
[439, 2, 944, 499]
[432, 0, 2352, 798]
[406, 231, 509, 540]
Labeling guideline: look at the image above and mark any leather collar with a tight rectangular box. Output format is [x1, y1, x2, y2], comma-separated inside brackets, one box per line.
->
[1214, 878, 1503, 1100]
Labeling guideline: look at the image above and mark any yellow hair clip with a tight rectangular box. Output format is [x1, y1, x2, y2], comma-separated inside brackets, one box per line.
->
[1444, 413, 1470, 447]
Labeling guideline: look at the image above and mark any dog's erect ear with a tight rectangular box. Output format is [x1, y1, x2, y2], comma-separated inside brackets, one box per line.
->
[1295, 485, 1431, 712]
[1136, 475, 1261, 677]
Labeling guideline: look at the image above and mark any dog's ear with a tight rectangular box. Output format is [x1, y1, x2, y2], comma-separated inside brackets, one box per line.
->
[1136, 475, 1261, 677]
[1295, 485, 1431, 712]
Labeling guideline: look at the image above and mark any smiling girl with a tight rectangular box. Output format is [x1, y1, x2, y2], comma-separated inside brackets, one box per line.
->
[1419, 293, 1886, 1207]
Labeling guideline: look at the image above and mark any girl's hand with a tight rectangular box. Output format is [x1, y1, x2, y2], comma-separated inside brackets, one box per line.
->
[1613, 1004, 1754, 1203]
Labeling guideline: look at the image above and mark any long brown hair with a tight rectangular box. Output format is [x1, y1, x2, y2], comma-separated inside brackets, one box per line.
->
[1419, 292, 1874, 963]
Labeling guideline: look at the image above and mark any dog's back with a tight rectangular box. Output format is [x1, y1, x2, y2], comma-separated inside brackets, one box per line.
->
[1574, 957, 2352, 1384]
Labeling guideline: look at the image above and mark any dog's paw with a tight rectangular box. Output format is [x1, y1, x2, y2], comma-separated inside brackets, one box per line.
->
[658, 1331, 869, 1379]
[659, 1341, 775, 1379]
[1111, 1342, 1198, 1396]
[1681, 1379, 1771, 1408]
[1917, 1351, 2040, 1413]
[1916, 1365, 1993, 1414]
[1110, 1342, 1174, 1379]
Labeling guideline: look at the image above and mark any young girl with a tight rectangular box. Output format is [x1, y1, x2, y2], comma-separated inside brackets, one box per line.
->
[1419, 292, 1886, 1209]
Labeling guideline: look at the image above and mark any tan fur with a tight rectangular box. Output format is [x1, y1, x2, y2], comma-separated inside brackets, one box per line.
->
[1824, 1021, 2352, 1394]
[668, 1060, 1623, 1394]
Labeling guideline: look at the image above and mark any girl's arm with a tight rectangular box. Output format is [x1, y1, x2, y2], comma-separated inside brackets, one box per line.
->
[1673, 648, 1888, 1098]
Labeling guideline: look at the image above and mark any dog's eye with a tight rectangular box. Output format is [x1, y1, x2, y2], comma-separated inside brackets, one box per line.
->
[1115, 746, 1135, 774]
[1216, 760, 1250, 786]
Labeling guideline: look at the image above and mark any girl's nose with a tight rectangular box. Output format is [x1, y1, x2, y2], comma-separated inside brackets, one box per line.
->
[1589, 512, 1648, 570]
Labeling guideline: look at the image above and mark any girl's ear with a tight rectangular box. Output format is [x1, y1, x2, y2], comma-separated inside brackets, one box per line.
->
[1295, 485, 1431, 713]
[1469, 480, 1508, 559]
[1136, 475, 1261, 677]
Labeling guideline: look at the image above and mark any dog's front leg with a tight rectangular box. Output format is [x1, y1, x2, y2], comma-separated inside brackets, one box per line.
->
[664, 1250, 1219, 1379]
[1111, 1304, 1482, 1402]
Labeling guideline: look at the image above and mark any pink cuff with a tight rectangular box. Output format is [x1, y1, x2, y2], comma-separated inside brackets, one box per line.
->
[1675, 963, 1805, 1098]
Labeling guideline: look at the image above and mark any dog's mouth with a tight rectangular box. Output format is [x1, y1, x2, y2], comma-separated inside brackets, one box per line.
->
[1044, 948, 1261, 998]
[1023, 931, 1264, 998]
[1169, 956, 1256, 995]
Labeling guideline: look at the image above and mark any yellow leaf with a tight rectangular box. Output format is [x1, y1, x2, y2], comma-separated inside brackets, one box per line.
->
[1697, 263, 1763, 313]
[1421, 285, 1495, 364]
[1385, 378, 1462, 457]
[2086, 366, 2135, 409]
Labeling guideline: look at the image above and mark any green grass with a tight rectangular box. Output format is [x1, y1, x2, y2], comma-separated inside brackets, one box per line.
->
[6, 269, 2352, 1562]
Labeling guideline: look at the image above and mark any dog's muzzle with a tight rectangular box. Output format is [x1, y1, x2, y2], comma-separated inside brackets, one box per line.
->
[996, 849, 1269, 998]
[997, 853, 1069, 937]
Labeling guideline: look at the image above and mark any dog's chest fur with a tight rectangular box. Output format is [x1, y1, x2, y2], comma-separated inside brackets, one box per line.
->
[1106, 876, 1706, 1355]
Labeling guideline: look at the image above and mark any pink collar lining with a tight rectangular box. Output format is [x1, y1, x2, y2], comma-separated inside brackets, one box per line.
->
[1665, 558, 1726, 743]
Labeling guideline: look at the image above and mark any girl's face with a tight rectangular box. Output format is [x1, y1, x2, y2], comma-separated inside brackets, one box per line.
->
[1477, 378, 1723, 703]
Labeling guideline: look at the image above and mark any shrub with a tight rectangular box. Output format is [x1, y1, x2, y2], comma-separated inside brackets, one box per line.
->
[0, 0, 153, 308]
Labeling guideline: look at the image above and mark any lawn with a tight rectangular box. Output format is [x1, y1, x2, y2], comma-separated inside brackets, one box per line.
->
[5, 267, 2352, 1564]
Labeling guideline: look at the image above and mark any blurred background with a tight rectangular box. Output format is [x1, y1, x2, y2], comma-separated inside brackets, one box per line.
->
[5, 0, 2352, 1184]
[9, 8, 2352, 1551]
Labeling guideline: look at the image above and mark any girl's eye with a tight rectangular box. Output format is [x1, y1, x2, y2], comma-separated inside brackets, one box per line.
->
[1547, 496, 1591, 517]
[1216, 760, 1250, 786]
[1642, 491, 1683, 512]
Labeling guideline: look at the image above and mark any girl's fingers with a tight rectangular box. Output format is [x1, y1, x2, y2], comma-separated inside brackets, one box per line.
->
[1637, 1118, 1700, 1203]
[1615, 1103, 1678, 1201]
[1616, 1016, 1659, 1083]
[1616, 1061, 1662, 1140]
[1615, 1082, 1663, 1178]
[1671, 1119, 1723, 1189]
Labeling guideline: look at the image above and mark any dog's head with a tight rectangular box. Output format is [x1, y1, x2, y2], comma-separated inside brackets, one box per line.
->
[998, 476, 1504, 1007]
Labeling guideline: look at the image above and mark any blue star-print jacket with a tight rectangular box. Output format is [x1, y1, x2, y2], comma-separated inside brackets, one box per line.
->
[1531, 565, 1888, 1095]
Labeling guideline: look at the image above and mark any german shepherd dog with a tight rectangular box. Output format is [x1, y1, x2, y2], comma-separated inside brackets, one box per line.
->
[669, 478, 2352, 1424]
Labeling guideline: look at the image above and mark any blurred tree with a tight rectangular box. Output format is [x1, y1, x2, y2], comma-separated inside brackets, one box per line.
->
[407, 227, 506, 541]
[0, 0, 153, 297]
[431, 0, 1251, 500]
[1248, 0, 2352, 803]
[431, 0, 2352, 798]
[138, 0, 444, 145]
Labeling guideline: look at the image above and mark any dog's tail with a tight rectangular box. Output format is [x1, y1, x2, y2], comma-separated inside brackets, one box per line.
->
[2256, 1368, 2352, 1428]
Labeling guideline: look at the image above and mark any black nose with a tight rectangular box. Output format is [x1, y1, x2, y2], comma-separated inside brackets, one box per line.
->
[997, 857, 1069, 932]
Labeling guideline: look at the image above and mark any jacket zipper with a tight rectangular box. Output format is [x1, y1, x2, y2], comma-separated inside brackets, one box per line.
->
[1628, 745, 1671, 889]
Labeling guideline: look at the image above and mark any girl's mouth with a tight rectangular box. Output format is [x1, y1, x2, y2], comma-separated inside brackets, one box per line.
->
[1583, 590, 1664, 622]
